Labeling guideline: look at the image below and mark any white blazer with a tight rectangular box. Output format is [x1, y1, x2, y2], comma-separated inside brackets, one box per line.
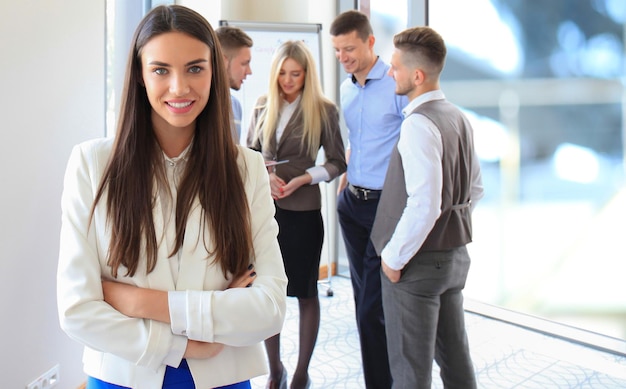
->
[57, 138, 287, 389]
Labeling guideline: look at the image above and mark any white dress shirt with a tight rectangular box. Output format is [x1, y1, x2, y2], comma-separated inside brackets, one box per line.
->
[380, 90, 484, 271]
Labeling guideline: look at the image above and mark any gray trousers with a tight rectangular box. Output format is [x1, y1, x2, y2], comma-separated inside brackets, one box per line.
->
[381, 246, 477, 389]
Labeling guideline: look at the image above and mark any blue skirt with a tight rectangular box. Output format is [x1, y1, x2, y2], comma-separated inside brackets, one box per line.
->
[87, 359, 251, 389]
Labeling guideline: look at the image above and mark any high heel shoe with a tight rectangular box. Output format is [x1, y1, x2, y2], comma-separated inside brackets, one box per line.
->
[289, 374, 311, 389]
[265, 365, 287, 389]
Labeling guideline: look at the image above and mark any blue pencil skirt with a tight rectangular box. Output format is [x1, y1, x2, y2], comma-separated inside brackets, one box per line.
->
[86, 359, 251, 389]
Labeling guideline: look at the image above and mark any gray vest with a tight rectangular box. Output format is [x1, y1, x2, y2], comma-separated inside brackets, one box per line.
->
[371, 99, 475, 255]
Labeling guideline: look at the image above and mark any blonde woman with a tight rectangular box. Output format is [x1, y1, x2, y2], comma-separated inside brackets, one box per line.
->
[247, 40, 346, 389]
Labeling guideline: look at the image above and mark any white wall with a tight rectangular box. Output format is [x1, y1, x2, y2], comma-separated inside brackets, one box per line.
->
[0, 0, 105, 388]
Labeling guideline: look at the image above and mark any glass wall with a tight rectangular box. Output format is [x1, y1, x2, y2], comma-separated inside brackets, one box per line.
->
[426, 0, 626, 339]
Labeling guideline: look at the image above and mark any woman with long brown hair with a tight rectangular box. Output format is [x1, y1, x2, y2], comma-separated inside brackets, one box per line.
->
[57, 5, 286, 389]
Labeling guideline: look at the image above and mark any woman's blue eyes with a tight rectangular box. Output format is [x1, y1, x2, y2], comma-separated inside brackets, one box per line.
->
[153, 66, 203, 75]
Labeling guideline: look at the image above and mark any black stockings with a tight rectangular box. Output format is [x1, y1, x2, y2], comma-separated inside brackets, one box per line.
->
[264, 295, 320, 389]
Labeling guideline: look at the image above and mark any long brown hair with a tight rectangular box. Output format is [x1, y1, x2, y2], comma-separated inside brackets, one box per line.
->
[93, 5, 252, 278]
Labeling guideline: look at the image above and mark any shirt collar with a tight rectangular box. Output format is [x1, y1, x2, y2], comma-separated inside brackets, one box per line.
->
[402, 90, 446, 118]
[281, 93, 302, 108]
[163, 138, 193, 166]
[351, 56, 387, 84]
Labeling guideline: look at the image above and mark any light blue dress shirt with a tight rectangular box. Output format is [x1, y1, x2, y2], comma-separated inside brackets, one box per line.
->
[230, 93, 243, 143]
[340, 57, 408, 189]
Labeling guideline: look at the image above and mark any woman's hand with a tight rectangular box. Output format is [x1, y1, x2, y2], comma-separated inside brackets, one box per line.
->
[270, 173, 311, 200]
[184, 340, 225, 359]
[228, 264, 257, 288]
[269, 172, 287, 200]
[279, 174, 311, 198]
[181, 266, 250, 359]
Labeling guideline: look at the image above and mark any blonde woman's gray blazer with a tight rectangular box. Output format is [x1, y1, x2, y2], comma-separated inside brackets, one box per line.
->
[247, 96, 346, 211]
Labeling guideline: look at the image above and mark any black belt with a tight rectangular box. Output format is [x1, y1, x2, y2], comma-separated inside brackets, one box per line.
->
[348, 183, 381, 201]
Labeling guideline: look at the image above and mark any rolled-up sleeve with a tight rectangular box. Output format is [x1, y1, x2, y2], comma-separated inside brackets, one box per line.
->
[165, 149, 287, 346]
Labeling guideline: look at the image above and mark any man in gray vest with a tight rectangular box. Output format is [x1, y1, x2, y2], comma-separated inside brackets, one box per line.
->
[371, 26, 483, 388]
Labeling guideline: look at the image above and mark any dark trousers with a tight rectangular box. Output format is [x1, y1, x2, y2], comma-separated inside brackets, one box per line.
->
[382, 247, 477, 389]
[337, 188, 392, 389]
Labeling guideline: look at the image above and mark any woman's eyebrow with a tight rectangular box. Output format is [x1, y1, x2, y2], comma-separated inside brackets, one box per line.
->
[147, 58, 208, 66]
[148, 60, 169, 66]
[186, 58, 209, 66]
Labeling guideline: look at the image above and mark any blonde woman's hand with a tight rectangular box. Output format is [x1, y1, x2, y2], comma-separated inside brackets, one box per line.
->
[278, 173, 311, 198]
[228, 264, 257, 288]
[269, 172, 287, 200]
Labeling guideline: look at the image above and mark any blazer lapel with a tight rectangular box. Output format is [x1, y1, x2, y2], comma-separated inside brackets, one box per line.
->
[276, 107, 303, 153]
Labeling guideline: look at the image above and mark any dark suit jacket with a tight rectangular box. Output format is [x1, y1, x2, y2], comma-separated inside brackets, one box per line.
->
[247, 95, 346, 211]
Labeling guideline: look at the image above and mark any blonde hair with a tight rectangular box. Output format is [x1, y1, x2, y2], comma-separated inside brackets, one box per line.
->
[255, 40, 332, 159]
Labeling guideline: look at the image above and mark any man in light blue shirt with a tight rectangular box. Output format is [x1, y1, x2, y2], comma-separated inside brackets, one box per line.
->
[339, 60, 408, 189]
[331, 10, 407, 389]
[216, 26, 253, 143]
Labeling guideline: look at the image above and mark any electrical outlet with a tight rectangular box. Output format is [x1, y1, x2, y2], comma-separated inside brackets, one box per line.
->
[26, 364, 60, 389]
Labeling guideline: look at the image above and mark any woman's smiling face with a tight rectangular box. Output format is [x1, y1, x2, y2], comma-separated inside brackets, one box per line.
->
[141, 31, 213, 134]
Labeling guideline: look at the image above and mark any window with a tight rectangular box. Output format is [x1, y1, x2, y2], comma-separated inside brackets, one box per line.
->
[429, 0, 625, 339]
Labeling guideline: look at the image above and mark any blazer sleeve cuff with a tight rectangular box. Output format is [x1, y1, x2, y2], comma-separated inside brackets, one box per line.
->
[169, 290, 216, 342]
[306, 166, 330, 185]
[168, 291, 187, 336]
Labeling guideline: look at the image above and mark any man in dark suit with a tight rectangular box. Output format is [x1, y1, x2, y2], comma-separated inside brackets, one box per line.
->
[330, 10, 408, 388]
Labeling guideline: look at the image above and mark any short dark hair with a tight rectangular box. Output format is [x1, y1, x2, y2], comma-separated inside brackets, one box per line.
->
[216, 26, 253, 57]
[330, 10, 372, 41]
[393, 26, 447, 75]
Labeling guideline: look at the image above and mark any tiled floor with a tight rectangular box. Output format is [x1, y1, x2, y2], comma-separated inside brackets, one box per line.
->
[251, 275, 626, 389]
